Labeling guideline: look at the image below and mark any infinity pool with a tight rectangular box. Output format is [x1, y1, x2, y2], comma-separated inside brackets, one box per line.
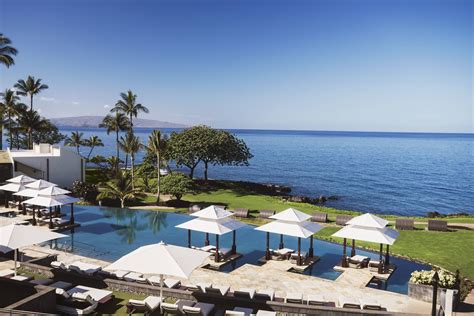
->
[56, 206, 429, 294]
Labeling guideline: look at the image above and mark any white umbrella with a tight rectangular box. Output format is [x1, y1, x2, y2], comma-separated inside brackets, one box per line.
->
[190, 205, 233, 219]
[331, 225, 399, 245]
[105, 242, 210, 303]
[38, 186, 71, 196]
[345, 213, 388, 228]
[14, 188, 41, 198]
[25, 180, 57, 190]
[0, 224, 67, 275]
[22, 194, 80, 208]
[0, 183, 25, 193]
[7, 175, 36, 184]
[269, 207, 312, 222]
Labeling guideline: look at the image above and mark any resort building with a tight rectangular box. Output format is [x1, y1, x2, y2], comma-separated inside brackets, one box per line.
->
[0, 144, 85, 188]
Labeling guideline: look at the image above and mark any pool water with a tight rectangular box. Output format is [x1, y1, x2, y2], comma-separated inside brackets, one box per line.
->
[56, 206, 430, 294]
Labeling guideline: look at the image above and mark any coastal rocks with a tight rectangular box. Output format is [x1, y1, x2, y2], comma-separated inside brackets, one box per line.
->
[282, 195, 339, 205]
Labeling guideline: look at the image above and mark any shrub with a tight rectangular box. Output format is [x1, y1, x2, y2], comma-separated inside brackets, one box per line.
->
[410, 270, 456, 288]
[161, 172, 193, 200]
[72, 180, 98, 201]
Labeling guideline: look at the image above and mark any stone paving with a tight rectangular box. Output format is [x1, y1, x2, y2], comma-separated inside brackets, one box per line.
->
[16, 245, 432, 314]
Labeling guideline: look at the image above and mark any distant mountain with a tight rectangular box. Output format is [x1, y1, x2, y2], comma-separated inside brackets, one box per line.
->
[50, 116, 189, 129]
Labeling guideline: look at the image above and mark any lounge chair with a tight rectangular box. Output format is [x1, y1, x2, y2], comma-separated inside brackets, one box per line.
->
[395, 218, 414, 230]
[285, 292, 304, 304]
[369, 260, 384, 272]
[273, 248, 294, 260]
[112, 270, 130, 279]
[161, 300, 196, 315]
[336, 215, 353, 225]
[311, 212, 328, 223]
[182, 303, 215, 316]
[50, 281, 74, 297]
[185, 282, 211, 293]
[234, 288, 256, 299]
[234, 208, 249, 218]
[255, 289, 275, 301]
[199, 245, 216, 252]
[127, 296, 161, 315]
[67, 285, 113, 304]
[205, 285, 230, 296]
[148, 276, 181, 288]
[57, 294, 98, 315]
[259, 210, 275, 219]
[68, 261, 102, 275]
[307, 294, 326, 306]
[256, 311, 276, 316]
[428, 220, 448, 232]
[348, 255, 369, 268]
[123, 272, 147, 283]
[0, 269, 15, 278]
[339, 297, 361, 309]
[53, 218, 71, 227]
[8, 201, 18, 208]
[212, 248, 232, 261]
[189, 205, 201, 213]
[360, 298, 382, 310]
[51, 260, 68, 270]
[290, 251, 307, 264]
[226, 307, 254, 316]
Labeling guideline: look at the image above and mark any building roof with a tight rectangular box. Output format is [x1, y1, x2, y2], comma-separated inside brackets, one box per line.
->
[0, 151, 12, 164]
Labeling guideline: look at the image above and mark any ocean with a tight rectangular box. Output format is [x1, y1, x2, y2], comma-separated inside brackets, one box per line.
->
[60, 127, 474, 216]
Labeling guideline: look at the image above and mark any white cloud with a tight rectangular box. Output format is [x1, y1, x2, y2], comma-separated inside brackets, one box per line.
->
[72, 101, 80, 105]
[37, 108, 42, 113]
[104, 104, 110, 108]
[40, 96, 55, 102]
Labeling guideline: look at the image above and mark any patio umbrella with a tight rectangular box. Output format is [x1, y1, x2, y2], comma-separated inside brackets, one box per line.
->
[175, 205, 246, 262]
[255, 208, 324, 265]
[37, 186, 71, 196]
[105, 242, 210, 303]
[6, 175, 36, 184]
[1, 175, 35, 208]
[25, 180, 57, 190]
[22, 194, 80, 228]
[0, 224, 66, 275]
[345, 213, 388, 229]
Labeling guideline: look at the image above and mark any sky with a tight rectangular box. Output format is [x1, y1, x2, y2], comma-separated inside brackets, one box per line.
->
[0, 0, 472, 132]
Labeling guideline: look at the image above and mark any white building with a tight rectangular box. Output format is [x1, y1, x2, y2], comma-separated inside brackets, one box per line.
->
[0, 144, 85, 188]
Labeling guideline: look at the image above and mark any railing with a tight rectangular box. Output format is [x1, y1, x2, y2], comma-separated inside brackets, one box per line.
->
[0, 308, 56, 315]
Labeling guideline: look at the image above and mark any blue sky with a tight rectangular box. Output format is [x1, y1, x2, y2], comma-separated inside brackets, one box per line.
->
[0, 0, 472, 132]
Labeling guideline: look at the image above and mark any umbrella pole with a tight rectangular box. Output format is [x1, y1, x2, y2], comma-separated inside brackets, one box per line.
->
[187, 230, 191, 248]
[4, 192, 8, 208]
[205, 233, 209, 246]
[265, 232, 271, 260]
[342, 238, 348, 268]
[309, 235, 314, 258]
[32, 206, 36, 226]
[215, 235, 220, 262]
[14, 249, 17, 276]
[279, 234, 284, 249]
[297, 237, 302, 266]
[378, 243, 383, 274]
[70, 204, 74, 225]
[159, 274, 164, 306]
[17, 196, 21, 211]
[231, 230, 236, 254]
[49, 207, 53, 229]
[385, 244, 390, 265]
[351, 239, 356, 257]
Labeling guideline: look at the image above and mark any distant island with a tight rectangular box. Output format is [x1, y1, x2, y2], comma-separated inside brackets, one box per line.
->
[50, 116, 189, 129]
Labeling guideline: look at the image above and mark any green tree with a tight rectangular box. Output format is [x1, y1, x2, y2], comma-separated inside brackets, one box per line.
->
[14, 76, 49, 111]
[16, 109, 47, 149]
[111, 90, 149, 131]
[167, 128, 203, 179]
[96, 170, 144, 208]
[31, 120, 66, 145]
[213, 129, 253, 173]
[118, 132, 141, 189]
[99, 112, 129, 163]
[0, 89, 26, 149]
[64, 131, 85, 155]
[144, 130, 168, 203]
[161, 172, 193, 201]
[83, 135, 104, 160]
[0, 34, 18, 68]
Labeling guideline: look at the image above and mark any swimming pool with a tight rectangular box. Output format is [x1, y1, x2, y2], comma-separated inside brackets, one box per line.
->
[56, 206, 430, 294]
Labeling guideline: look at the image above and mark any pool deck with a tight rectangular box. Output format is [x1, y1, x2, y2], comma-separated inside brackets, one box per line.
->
[13, 245, 432, 314]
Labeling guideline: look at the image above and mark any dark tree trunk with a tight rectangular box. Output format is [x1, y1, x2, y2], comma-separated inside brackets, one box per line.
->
[204, 161, 209, 181]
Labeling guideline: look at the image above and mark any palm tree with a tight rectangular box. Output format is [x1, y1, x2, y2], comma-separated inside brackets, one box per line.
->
[119, 132, 141, 189]
[99, 113, 129, 163]
[111, 90, 149, 131]
[0, 89, 26, 148]
[83, 135, 104, 160]
[145, 130, 168, 203]
[96, 170, 144, 208]
[16, 110, 47, 149]
[0, 34, 18, 68]
[64, 131, 85, 155]
[14, 76, 49, 111]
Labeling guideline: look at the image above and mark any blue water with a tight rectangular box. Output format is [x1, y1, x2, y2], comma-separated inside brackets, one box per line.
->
[60, 128, 474, 216]
[57, 205, 430, 294]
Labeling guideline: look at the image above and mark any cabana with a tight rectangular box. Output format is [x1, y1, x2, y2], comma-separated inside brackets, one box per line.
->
[255, 208, 323, 266]
[22, 194, 79, 228]
[175, 205, 246, 262]
[14, 180, 57, 215]
[332, 224, 399, 273]
[0, 224, 66, 275]
[0, 175, 36, 209]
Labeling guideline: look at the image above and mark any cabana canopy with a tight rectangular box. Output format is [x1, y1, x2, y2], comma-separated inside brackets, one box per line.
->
[190, 205, 233, 219]
[22, 194, 79, 207]
[176, 217, 245, 235]
[7, 175, 36, 184]
[332, 225, 399, 245]
[14, 188, 41, 198]
[255, 220, 322, 238]
[0, 183, 25, 193]
[269, 207, 312, 222]
[346, 213, 388, 228]
[38, 186, 71, 196]
[25, 180, 56, 190]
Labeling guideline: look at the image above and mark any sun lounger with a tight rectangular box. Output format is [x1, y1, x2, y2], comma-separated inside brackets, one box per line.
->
[290, 251, 307, 264]
[255, 288, 275, 301]
[311, 212, 328, 223]
[273, 248, 294, 260]
[339, 297, 361, 309]
[285, 292, 304, 304]
[189, 205, 201, 213]
[57, 295, 98, 315]
[51, 260, 68, 270]
[147, 276, 181, 288]
[256, 311, 277, 316]
[307, 294, 326, 306]
[112, 270, 129, 279]
[183, 302, 215, 316]
[395, 218, 414, 230]
[348, 255, 369, 268]
[186, 282, 211, 293]
[54, 218, 71, 227]
[360, 298, 382, 310]
[123, 271, 147, 283]
[205, 285, 230, 296]
[234, 208, 249, 218]
[234, 288, 256, 299]
[0, 269, 15, 278]
[259, 210, 275, 219]
[200, 245, 216, 252]
[67, 285, 113, 304]
[226, 307, 254, 316]
[369, 260, 384, 272]
[336, 215, 353, 225]
[10, 275, 33, 282]
[8, 201, 19, 208]
[127, 296, 161, 314]
[428, 219, 448, 232]
[68, 261, 102, 275]
[50, 281, 74, 297]
[161, 299, 196, 314]
[211, 247, 232, 260]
